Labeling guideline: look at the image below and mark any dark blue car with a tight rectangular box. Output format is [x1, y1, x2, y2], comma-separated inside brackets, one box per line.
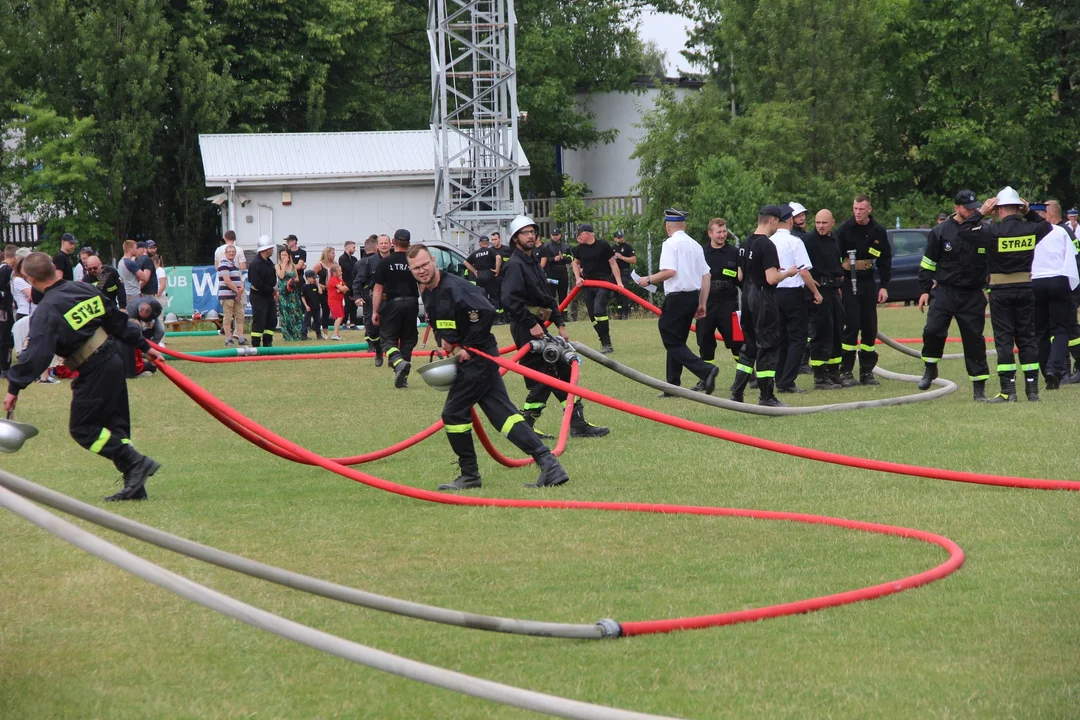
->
[875, 228, 930, 303]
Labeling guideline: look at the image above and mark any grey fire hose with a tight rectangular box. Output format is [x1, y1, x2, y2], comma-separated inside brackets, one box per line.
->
[572, 342, 956, 416]
[0, 477, 674, 720]
[0, 470, 606, 640]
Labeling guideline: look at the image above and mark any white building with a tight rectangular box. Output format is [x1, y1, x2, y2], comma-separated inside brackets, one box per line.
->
[199, 131, 530, 256]
[559, 77, 703, 198]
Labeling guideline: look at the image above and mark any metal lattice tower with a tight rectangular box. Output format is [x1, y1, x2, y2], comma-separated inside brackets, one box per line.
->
[428, 0, 523, 248]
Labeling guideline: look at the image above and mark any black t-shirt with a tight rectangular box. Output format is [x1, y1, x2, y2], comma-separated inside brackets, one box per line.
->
[289, 246, 307, 269]
[613, 241, 636, 271]
[467, 247, 497, 273]
[53, 251, 74, 281]
[0, 263, 12, 313]
[573, 239, 616, 280]
[137, 255, 157, 295]
[301, 282, 321, 310]
[373, 251, 419, 299]
[746, 234, 780, 292]
[539, 240, 573, 274]
[493, 244, 512, 270]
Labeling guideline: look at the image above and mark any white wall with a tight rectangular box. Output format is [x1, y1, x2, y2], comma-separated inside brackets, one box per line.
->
[225, 183, 436, 257]
[561, 86, 697, 198]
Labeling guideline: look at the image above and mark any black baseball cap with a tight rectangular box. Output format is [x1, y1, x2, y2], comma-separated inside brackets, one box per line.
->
[61, 232, 77, 243]
[577, 223, 595, 234]
[759, 204, 783, 219]
[551, 228, 563, 235]
[954, 190, 979, 210]
[778, 204, 795, 221]
[478, 235, 490, 243]
[284, 234, 299, 243]
[937, 213, 949, 221]
[304, 269, 317, 278]
[136, 240, 148, 249]
[613, 230, 624, 238]
[393, 228, 411, 242]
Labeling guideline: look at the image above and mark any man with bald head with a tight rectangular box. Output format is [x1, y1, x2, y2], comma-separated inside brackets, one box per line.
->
[82, 254, 127, 308]
[802, 209, 847, 389]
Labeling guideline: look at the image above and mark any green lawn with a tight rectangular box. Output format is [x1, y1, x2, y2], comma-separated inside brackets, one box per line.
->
[1, 306, 1078, 719]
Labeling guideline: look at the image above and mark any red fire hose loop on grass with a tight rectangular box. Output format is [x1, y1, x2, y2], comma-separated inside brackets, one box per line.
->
[468, 347, 1080, 492]
[153, 358, 966, 635]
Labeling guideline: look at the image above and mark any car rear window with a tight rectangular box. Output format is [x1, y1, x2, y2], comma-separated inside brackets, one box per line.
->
[890, 231, 928, 257]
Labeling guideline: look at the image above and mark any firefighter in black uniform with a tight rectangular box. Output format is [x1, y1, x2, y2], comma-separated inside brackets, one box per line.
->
[353, 234, 391, 366]
[570, 224, 624, 354]
[836, 194, 892, 386]
[407, 244, 570, 491]
[803, 209, 846, 390]
[372, 229, 419, 388]
[501, 215, 609, 440]
[83, 254, 127, 308]
[3, 253, 163, 500]
[958, 187, 1055, 402]
[464, 235, 498, 307]
[490, 231, 512, 323]
[248, 237, 278, 347]
[916, 190, 990, 401]
[696, 217, 742, 368]
[612, 231, 637, 319]
[539, 228, 573, 318]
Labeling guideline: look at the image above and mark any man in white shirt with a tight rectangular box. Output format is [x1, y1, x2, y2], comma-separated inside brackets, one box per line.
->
[772, 204, 822, 393]
[636, 209, 719, 395]
[1031, 201, 1079, 388]
[214, 231, 247, 339]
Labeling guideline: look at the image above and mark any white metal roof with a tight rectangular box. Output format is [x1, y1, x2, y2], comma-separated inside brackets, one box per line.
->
[199, 130, 529, 186]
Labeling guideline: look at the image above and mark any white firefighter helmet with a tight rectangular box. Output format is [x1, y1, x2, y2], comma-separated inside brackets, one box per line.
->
[507, 215, 539, 242]
[996, 186, 1023, 207]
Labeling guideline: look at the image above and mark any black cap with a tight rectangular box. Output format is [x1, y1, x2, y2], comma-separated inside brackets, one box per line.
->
[304, 269, 317, 278]
[136, 240, 148, 248]
[61, 232, 76, 243]
[778, 204, 794, 221]
[285, 234, 299, 243]
[478, 234, 490, 243]
[937, 213, 949, 221]
[954, 190, 979, 210]
[759, 204, 783, 219]
[577, 223, 595, 234]
[613, 230, 624, 238]
[393, 228, 411, 242]
[551, 228, 563, 235]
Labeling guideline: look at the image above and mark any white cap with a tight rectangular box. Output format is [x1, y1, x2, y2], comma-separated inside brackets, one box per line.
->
[788, 202, 808, 216]
[996, 186, 1023, 207]
[257, 235, 276, 252]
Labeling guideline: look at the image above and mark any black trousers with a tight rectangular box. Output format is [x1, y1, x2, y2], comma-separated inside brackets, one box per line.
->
[775, 287, 810, 389]
[919, 285, 989, 380]
[0, 314, 13, 372]
[658, 291, 712, 386]
[319, 292, 331, 329]
[616, 270, 635, 317]
[69, 342, 140, 473]
[442, 342, 546, 464]
[303, 303, 322, 338]
[361, 291, 380, 345]
[249, 292, 277, 346]
[380, 297, 419, 370]
[734, 289, 758, 376]
[1033, 276, 1073, 379]
[1069, 287, 1080, 367]
[747, 284, 780, 378]
[582, 286, 612, 345]
[696, 294, 741, 363]
[988, 283, 1038, 376]
[841, 275, 878, 374]
[809, 288, 844, 368]
[510, 322, 570, 410]
[344, 291, 358, 326]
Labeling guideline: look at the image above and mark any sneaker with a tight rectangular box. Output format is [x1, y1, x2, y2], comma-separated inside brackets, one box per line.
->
[136, 370, 154, 378]
[238, 337, 249, 346]
[331, 335, 343, 341]
[38, 376, 61, 384]
[225, 338, 236, 347]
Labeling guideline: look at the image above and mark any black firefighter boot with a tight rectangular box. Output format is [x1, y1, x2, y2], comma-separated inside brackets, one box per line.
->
[972, 379, 988, 403]
[105, 445, 159, 501]
[757, 377, 789, 408]
[826, 364, 844, 388]
[438, 457, 482, 491]
[1024, 369, 1040, 402]
[569, 401, 609, 438]
[838, 353, 859, 388]
[730, 368, 752, 403]
[859, 353, 880, 386]
[522, 407, 555, 440]
[813, 366, 841, 390]
[917, 362, 938, 391]
[526, 450, 570, 488]
[987, 374, 1017, 403]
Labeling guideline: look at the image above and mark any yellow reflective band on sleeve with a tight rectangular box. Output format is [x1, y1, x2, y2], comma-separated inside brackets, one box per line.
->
[920, 256, 937, 271]
[998, 235, 1035, 253]
[436, 319, 456, 329]
[841, 343, 857, 352]
[64, 296, 106, 330]
[755, 370, 776, 379]
[1069, 337, 1080, 347]
[722, 268, 737, 277]
[859, 344, 876, 352]
[444, 424, 472, 434]
[89, 428, 112, 454]
[500, 414, 524, 436]
[867, 247, 881, 257]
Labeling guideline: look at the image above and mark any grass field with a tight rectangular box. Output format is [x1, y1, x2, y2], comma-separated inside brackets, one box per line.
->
[1, 306, 1078, 719]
